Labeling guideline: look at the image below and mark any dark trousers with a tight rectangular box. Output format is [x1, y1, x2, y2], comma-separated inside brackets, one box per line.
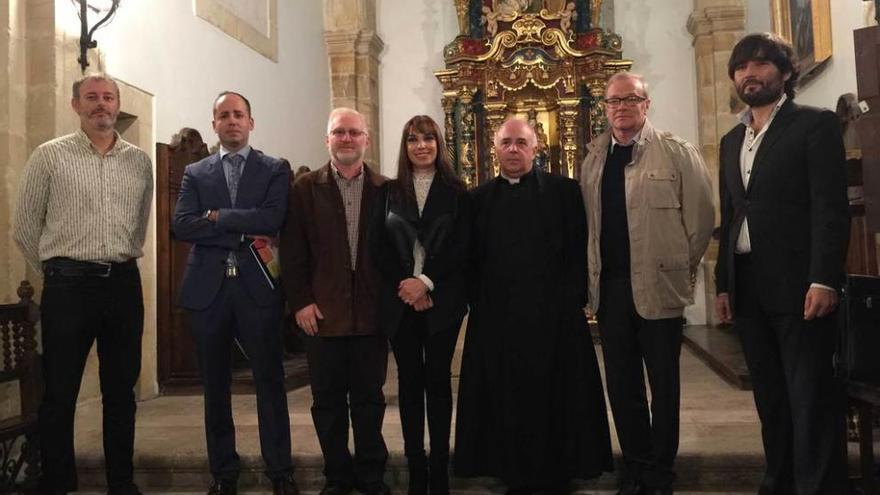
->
[304, 333, 388, 486]
[733, 254, 848, 495]
[188, 277, 292, 481]
[39, 261, 143, 492]
[390, 310, 461, 470]
[597, 277, 682, 490]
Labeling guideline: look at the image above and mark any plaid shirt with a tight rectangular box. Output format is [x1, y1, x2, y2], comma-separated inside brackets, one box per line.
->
[331, 163, 365, 268]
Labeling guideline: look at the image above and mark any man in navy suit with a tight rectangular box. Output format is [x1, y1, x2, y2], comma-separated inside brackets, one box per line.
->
[173, 91, 297, 495]
[715, 34, 849, 495]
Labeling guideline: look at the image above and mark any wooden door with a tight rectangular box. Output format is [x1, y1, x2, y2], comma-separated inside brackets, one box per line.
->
[156, 136, 209, 391]
[156, 133, 309, 394]
[855, 26, 880, 233]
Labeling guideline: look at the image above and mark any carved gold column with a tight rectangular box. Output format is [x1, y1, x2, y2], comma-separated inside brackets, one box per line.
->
[585, 79, 607, 138]
[483, 102, 508, 179]
[457, 87, 477, 186]
[441, 93, 458, 169]
[557, 98, 580, 179]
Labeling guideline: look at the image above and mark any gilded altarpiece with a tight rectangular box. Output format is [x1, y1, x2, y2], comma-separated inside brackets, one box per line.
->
[436, 0, 632, 185]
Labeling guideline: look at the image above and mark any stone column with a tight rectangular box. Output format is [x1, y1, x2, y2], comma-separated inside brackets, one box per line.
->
[688, 0, 745, 324]
[323, 0, 384, 166]
[0, 0, 30, 302]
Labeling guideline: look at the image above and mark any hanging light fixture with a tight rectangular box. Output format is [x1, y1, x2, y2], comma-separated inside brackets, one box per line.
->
[71, 0, 121, 73]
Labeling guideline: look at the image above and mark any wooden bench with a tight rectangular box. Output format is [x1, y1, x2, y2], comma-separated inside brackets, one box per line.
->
[0, 281, 42, 491]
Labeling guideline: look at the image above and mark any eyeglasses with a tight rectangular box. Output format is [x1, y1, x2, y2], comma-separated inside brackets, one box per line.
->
[604, 95, 648, 107]
[329, 128, 366, 139]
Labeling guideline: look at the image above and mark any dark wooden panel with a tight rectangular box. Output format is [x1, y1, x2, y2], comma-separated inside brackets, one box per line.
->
[856, 26, 880, 100]
[854, 26, 880, 232]
[156, 139, 209, 390]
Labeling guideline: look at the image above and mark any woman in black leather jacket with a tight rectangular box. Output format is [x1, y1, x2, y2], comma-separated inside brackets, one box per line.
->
[368, 115, 470, 494]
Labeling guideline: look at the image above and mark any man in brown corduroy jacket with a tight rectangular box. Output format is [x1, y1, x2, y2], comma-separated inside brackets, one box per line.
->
[280, 107, 390, 495]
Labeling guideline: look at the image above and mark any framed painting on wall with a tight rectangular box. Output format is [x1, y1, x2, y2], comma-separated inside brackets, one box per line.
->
[771, 0, 832, 80]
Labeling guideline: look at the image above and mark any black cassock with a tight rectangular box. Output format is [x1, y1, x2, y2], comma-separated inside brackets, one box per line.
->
[454, 170, 613, 488]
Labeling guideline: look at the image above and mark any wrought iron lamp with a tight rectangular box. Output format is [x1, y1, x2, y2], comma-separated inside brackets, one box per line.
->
[72, 0, 121, 73]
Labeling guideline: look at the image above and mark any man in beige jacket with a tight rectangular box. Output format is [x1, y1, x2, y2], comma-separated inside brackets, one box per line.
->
[580, 72, 714, 495]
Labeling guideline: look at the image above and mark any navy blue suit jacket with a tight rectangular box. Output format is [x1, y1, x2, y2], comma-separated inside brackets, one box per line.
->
[172, 149, 289, 311]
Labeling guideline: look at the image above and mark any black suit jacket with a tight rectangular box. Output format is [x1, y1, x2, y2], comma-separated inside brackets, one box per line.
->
[715, 99, 849, 313]
[369, 177, 471, 338]
[173, 149, 289, 310]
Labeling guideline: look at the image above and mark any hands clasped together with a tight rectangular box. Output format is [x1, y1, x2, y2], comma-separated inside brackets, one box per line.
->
[296, 277, 432, 335]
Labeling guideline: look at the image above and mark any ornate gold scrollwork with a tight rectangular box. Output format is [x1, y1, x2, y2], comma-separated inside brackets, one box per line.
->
[484, 102, 510, 178]
[457, 87, 478, 186]
[436, 1, 630, 186]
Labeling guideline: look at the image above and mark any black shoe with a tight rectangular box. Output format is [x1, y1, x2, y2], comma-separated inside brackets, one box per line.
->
[428, 455, 449, 495]
[645, 489, 672, 495]
[616, 480, 645, 495]
[320, 482, 353, 495]
[360, 482, 392, 495]
[208, 479, 238, 495]
[273, 473, 301, 495]
[538, 481, 571, 495]
[108, 487, 143, 495]
[408, 457, 428, 495]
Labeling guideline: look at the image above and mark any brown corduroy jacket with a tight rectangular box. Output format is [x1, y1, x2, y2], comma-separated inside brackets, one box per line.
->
[280, 162, 387, 336]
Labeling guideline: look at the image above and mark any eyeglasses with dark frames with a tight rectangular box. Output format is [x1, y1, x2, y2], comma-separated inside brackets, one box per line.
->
[604, 95, 648, 107]
[329, 128, 367, 138]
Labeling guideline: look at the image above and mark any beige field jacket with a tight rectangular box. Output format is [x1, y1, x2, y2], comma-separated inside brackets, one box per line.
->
[580, 119, 714, 320]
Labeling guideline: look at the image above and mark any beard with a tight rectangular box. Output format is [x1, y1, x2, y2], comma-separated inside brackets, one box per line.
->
[332, 148, 364, 166]
[90, 109, 117, 131]
[737, 78, 785, 107]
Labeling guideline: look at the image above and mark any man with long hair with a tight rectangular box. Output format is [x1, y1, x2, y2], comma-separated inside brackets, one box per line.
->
[715, 33, 850, 494]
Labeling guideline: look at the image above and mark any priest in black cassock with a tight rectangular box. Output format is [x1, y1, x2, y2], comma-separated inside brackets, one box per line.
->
[453, 118, 613, 494]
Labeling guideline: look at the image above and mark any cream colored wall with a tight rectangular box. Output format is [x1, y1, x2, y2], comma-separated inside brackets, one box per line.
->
[0, 0, 332, 406]
[745, 1, 864, 110]
[377, 0, 458, 175]
[54, 0, 331, 167]
[615, 0, 701, 144]
[376, 0, 701, 174]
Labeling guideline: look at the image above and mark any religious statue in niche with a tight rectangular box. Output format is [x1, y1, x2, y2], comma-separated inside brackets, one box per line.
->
[527, 109, 550, 172]
[495, 0, 531, 15]
[484, 0, 577, 36]
[492, 0, 572, 15]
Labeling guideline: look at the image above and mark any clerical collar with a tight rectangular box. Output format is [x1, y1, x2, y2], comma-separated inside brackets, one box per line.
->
[500, 167, 533, 185]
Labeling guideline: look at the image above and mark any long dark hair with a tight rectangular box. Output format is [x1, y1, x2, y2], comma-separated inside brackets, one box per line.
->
[392, 115, 465, 200]
[728, 32, 800, 99]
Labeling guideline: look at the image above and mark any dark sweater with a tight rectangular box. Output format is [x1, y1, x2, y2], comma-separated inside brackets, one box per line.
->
[600, 143, 633, 280]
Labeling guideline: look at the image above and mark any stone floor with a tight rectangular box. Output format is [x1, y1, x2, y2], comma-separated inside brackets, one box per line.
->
[68, 333, 864, 494]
